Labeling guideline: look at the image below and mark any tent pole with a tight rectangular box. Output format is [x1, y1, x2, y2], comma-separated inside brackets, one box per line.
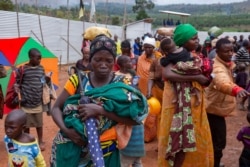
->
[36, 0, 44, 46]
[105, 0, 109, 27]
[30, 30, 45, 47]
[15, 0, 20, 37]
[66, 0, 70, 64]
[123, 0, 127, 26]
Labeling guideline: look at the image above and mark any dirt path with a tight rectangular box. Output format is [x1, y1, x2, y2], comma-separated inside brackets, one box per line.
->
[0, 65, 247, 167]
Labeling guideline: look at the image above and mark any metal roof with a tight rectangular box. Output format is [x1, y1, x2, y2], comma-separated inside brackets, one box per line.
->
[159, 10, 191, 17]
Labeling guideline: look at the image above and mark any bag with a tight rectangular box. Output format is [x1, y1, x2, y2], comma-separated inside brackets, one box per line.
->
[50, 84, 57, 100]
[0, 64, 7, 78]
[43, 83, 51, 105]
[208, 26, 223, 38]
[5, 66, 24, 109]
[156, 27, 173, 36]
[144, 113, 157, 143]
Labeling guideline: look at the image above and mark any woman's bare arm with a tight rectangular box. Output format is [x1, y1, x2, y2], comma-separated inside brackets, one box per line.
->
[162, 63, 210, 86]
[51, 89, 86, 146]
[78, 103, 139, 126]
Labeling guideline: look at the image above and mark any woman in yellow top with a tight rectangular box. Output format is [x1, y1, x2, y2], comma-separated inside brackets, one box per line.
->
[158, 24, 214, 167]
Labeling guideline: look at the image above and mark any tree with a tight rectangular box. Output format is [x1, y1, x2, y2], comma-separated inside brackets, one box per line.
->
[0, 0, 14, 11]
[112, 16, 120, 25]
[132, 0, 154, 20]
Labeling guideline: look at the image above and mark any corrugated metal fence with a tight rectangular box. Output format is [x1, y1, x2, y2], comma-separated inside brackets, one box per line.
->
[0, 10, 122, 64]
[1, 10, 249, 64]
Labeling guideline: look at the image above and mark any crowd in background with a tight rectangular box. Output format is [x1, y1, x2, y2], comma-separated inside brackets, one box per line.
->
[2, 24, 250, 167]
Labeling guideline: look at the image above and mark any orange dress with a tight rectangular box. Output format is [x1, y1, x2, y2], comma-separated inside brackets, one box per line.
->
[158, 81, 214, 167]
[136, 51, 162, 96]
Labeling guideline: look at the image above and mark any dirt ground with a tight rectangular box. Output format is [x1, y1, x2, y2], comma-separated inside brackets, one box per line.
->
[0, 65, 248, 167]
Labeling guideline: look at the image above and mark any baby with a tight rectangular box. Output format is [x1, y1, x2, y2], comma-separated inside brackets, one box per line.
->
[4, 109, 46, 167]
[160, 37, 208, 105]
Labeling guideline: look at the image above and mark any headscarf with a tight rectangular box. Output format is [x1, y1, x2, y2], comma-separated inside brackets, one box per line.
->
[173, 24, 197, 47]
[89, 35, 117, 61]
[143, 37, 156, 47]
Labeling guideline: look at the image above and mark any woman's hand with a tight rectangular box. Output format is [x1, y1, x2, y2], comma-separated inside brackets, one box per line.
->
[194, 74, 210, 86]
[146, 92, 153, 99]
[162, 64, 211, 85]
[78, 103, 104, 121]
[64, 128, 86, 146]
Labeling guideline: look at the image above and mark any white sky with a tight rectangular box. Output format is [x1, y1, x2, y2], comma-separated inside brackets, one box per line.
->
[154, 0, 246, 5]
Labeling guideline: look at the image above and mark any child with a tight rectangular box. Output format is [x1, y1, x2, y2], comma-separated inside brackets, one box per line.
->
[4, 109, 46, 167]
[115, 55, 145, 167]
[115, 55, 137, 83]
[235, 63, 248, 111]
[237, 112, 250, 167]
[15, 48, 46, 151]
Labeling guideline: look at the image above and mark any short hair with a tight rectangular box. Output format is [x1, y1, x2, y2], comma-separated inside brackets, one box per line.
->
[160, 38, 172, 51]
[121, 40, 131, 49]
[238, 63, 246, 71]
[242, 40, 249, 47]
[28, 48, 40, 57]
[117, 55, 130, 68]
[216, 38, 231, 50]
[5, 109, 27, 125]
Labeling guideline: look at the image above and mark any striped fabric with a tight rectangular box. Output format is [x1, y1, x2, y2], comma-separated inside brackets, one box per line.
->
[236, 47, 250, 63]
[120, 124, 145, 157]
[18, 65, 45, 108]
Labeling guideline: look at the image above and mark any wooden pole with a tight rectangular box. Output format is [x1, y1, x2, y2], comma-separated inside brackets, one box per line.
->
[30, 30, 45, 47]
[60, 37, 82, 56]
[36, 0, 44, 46]
[123, 0, 127, 26]
[105, 0, 109, 27]
[15, 0, 20, 37]
[67, 0, 70, 64]
[122, 0, 127, 40]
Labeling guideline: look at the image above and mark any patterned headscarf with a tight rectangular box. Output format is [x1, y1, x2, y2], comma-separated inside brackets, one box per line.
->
[173, 24, 197, 47]
[90, 35, 117, 61]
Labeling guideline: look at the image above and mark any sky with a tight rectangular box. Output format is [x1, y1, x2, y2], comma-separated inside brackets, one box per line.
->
[154, 0, 246, 5]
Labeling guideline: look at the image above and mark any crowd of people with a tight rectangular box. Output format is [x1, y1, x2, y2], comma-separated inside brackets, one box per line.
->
[1, 24, 250, 167]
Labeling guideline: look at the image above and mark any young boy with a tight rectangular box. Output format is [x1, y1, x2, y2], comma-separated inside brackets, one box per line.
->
[15, 48, 46, 151]
[4, 109, 46, 167]
[237, 112, 250, 167]
[115, 55, 145, 167]
[235, 63, 248, 110]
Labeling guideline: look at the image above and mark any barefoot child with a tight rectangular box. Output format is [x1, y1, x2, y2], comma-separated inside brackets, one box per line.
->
[4, 109, 46, 167]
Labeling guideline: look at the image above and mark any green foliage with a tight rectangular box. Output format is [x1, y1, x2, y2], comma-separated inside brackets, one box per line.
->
[56, 10, 64, 18]
[0, 0, 14, 11]
[2, 1, 250, 30]
[112, 16, 120, 25]
[132, 0, 154, 20]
